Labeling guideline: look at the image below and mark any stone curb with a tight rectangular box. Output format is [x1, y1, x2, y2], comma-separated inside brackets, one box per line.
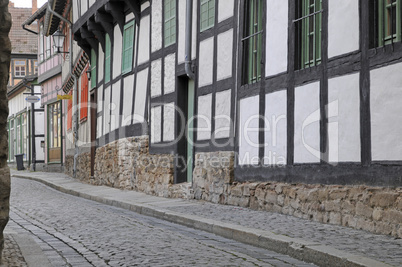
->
[12, 174, 391, 267]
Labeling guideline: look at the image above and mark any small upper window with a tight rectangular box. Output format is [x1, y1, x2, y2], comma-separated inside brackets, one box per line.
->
[371, 0, 401, 47]
[122, 20, 135, 74]
[14, 60, 26, 77]
[295, 0, 322, 70]
[200, 0, 215, 32]
[164, 0, 176, 46]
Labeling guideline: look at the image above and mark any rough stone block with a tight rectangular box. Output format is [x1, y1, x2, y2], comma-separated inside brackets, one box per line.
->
[355, 202, 373, 219]
[369, 192, 399, 208]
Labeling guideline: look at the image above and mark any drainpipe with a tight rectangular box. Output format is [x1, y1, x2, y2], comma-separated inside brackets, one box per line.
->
[47, 2, 79, 177]
[185, 0, 194, 79]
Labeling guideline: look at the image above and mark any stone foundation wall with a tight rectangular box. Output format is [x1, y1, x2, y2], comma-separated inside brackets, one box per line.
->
[94, 136, 186, 197]
[65, 152, 91, 183]
[0, 1, 11, 263]
[193, 152, 402, 238]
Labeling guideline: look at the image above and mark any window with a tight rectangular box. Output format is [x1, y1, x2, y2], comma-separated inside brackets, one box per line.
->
[164, 0, 176, 46]
[14, 60, 26, 77]
[122, 20, 135, 74]
[105, 33, 111, 83]
[48, 102, 62, 163]
[46, 35, 51, 59]
[376, 0, 401, 46]
[33, 60, 38, 74]
[200, 0, 215, 32]
[242, 0, 263, 84]
[91, 49, 97, 89]
[80, 69, 89, 121]
[295, 0, 322, 70]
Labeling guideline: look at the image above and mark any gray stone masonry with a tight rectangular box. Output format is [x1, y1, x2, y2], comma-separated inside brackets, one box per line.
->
[0, 0, 11, 264]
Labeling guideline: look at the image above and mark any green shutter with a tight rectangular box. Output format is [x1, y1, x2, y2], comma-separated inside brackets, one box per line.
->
[105, 34, 111, 83]
[164, 0, 176, 46]
[122, 20, 135, 74]
[91, 49, 97, 89]
[200, 0, 215, 32]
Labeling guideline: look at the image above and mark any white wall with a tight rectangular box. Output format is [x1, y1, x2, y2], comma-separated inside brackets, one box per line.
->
[239, 95, 260, 165]
[137, 15, 150, 65]
[151, 0, 162, 53]
[328, 73, 360, 163]
[215, 89, 231, 139]
[264, 90, 287, 165]
[163, 102, 175, 141]
[97, 85, 103, 138]
[266, 0, 288, 77]
[328, 0, 359, 58]
[199, 37, 214, 87]
[217, 30, 233, 81]
[110, 81, 121, 131]
[103, 86, 111, 134]
[164, 54, 176, 94]
[122, 74, 135, 126]
[218, 0, 234, 22]
[113, 25, 123, 79]
[134, 68, 148, 124]
[371, 63, 402, 161]
[197, 93, 212, 141]
[294, 82, 320, 163]
[81, 0, 88, 17]
[151, 105, 162, 143]
[151, 59, 162, 97]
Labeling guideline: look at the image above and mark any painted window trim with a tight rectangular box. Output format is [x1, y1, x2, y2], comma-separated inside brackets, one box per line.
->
[242, 0, 263, 85]
[90, 49, 97, 89]
[164, 0, 176, 46]
[378, 0, 401, 46]
[200, 0, 215, 32]
[104, 33, 111, 83]
[122, 20, 135, 74]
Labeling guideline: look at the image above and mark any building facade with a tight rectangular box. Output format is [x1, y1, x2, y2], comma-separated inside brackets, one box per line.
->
[71, 0, 401, 237]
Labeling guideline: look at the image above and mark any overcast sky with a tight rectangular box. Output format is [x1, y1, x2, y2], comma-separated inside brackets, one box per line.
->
[12, 0, 47, 8]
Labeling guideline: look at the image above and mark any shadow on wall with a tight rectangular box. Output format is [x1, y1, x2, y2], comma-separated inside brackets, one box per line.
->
[0, 0, 12, 264]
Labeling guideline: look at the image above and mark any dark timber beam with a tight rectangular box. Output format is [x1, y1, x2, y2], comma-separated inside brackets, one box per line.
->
[123, 0, 141, 25]
[74, 32, 92, 57]
[80, 26, 98, 54]
[105, 1, 125, 33]
[95, 10, 114, 38]
[88, 18, 106, 51]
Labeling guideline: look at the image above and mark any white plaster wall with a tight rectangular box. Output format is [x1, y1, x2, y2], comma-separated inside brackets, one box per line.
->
[199, 37, 214, 87]
[151, 0, 162, 53]
[328, 73, 360, 163]
[151, 106, 162, 143]
[239, 95, 260, 165]
[97, 85, 103, 138]
[151, 59, 162, 97]
[294, 82, 320, 163]
[217, 30, 233, 81]
[81, 0, 87, 16]
[103, 86, 111, 134]
[164, 54, 176, 94]
[126, 13, 134, 22]
[122, 75, 135, 126]
[266, 0, 288, 77]
[89, 0, 95, 8]
[134, 68, 148, 124]
[218, 0, 234, 22]
[110, 81, 121, 131]
[371, 63, 402, 161]
[197, 94, 212, 141]
[98, 43, 104, 84]
[215, 89, 231, 139]
[73, 0, 78, 23]
[163, 103, 175, 142]
[137, 15, 150, 65]
[328, 0, 359, 58]
[264, 90, 287, 165]
[141, 1, 150, 11]
[113, 25, 123, 79]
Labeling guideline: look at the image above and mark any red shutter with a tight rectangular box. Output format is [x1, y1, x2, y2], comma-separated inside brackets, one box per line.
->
[80, 68, 89, 121]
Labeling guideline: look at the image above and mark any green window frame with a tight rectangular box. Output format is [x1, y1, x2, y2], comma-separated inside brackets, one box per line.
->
[296, 0, 322, 70]
[164, 0, 176, 46]
[242, 0, 263, 85]
[105, 33, 111, 83]
[200, 0, 215, 32]
[122, 20, 135, 74]
[91, 49, 97, 89]
[378, 0, 401, 46]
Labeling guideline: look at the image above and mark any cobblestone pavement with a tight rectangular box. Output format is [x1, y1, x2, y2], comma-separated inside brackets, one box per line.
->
[9, 178, 315, 267]
[169, 200, 402, 266]
[0, 234, 28, 267]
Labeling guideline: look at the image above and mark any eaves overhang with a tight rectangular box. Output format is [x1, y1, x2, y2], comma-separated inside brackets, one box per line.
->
[22, 4, 47, 27]
[7, 75, 38, 99]
[44, 0, 69, 36]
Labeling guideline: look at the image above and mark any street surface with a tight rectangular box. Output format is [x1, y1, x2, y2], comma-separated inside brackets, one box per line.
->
[9, 178, 315, 267]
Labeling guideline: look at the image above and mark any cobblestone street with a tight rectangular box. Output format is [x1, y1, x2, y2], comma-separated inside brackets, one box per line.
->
[8, 177, 314, 266]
